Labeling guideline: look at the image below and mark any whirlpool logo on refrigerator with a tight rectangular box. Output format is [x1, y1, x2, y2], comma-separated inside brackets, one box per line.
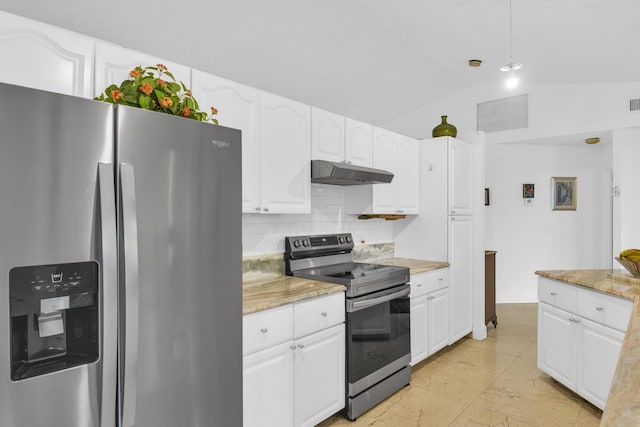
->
[211, 139, 231, 148]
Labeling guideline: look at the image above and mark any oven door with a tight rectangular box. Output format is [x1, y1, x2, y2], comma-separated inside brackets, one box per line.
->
[346, 283, 411, 396]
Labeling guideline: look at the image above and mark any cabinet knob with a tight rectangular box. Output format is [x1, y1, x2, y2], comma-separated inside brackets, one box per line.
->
[321, 312, 328, 317]
[260, 328, 268, 333]
[451, 210, 456, 214]
[438, 278, 444, 281]
[263, 207, 270, 212]
[550, 292, 557, 296]
[255, 207, 261, 211]
[596, 307, 604, 311]
[427, 296, 434, 300]
[290, 345, 297, 350]
[417, 284, 422, 287]
[573, 318, 581, 323]
[297, 344, 305, 349]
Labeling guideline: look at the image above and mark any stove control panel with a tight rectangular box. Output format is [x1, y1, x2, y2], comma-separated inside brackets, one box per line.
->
[285, 233, 353, 258]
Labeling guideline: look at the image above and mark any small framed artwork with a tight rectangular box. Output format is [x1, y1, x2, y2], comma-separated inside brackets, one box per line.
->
[551, 177, 577, 210]
[522, 183, 535, 199]
[485, 188, 490, 206]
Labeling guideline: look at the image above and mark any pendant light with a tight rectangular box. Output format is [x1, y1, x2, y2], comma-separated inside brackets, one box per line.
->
[500, 0, 522, 88]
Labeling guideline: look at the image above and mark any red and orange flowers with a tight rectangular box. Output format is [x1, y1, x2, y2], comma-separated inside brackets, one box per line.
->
[95, 64, 219, 124]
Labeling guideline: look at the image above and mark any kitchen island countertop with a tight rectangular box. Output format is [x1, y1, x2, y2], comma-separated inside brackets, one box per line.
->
[535, 269, 640, 427]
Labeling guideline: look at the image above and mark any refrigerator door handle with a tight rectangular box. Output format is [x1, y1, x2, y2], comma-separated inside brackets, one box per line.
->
[119, 163, 140, 427]
[97, 163, 117, 427]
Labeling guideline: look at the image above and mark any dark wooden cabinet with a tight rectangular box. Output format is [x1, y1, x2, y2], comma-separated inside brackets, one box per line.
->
[485, 250, 497, 327]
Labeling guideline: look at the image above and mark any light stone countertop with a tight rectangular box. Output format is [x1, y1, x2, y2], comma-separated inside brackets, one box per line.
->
[375, 258, 449, 275]
[243, 276, 345, 315]
[242, 257, 447, 315]
[534, 269, 640, 427]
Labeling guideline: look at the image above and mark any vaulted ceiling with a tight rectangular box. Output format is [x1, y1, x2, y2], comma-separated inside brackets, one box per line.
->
[2, 0, 639, 128]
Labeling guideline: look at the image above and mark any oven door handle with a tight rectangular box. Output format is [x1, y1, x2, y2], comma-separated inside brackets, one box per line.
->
[346, 285, 410, 313]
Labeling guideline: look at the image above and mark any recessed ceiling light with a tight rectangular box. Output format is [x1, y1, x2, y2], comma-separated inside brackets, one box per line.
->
[585, 137, 600, 144]
[468, 59, 482, 67]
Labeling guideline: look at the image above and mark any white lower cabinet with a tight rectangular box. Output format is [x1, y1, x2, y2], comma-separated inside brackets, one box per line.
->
[243, 293, 345, 427]
[410, 269, 449, 366]
[294, 325, 345, 427]
[537, 277, 632, 410]
[243, 341, 295, 427]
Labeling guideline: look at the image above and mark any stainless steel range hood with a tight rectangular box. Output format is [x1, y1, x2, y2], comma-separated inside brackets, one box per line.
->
[311, 160, 394, 186]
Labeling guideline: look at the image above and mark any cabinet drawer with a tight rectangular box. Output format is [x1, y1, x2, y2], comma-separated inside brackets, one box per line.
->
[294, 292, 345, 338]
[410, 269, 448, 298]
[243, 304, 294, 356]
[577, 289, 633, 332]
[538, 278, 577, 312]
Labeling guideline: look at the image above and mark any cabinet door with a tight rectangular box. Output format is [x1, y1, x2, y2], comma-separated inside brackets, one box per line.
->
[311, 107, 345, 163]
[191, 71, 261, 213]
[371, 127, 398, 213]
[345, 118, 373, 167]
[428, 288, 449, 355]
[537, 303, 577, 391]
[577, 317, 625, 410]
[243, 341, 295, 427]
[0, 11, 94, 98]
[294, 324, 345, 427]
[410, 295, 429, 366]
[259, 92, 311, 214]
[396, 136, 419, 214]
[94, 41, 191, 98]
[448, 215, 473, 343]
[448, 137, 474, 216]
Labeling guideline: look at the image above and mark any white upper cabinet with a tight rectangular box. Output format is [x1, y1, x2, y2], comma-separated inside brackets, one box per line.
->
[345, 127, 419, 215]
[0, 11, 94, 98]
[345, 118, 373, 167]
[259, 92, 311, 214]
[371, 127, 399, 213]
[191, 71, 261, 213]
[448, 137, 474, 216]
[395, 136, 420, 214]
[311, 108, 345, 163]
[94, 41, 191, 98]
[311, 111, 373, 168]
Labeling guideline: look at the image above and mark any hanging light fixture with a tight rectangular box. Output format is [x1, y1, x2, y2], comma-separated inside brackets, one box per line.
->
[500, 0, 522, 88]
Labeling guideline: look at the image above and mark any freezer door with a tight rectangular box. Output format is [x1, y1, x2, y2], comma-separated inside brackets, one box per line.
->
[0, 83, 117, 427]
[116, 106, 242, 427]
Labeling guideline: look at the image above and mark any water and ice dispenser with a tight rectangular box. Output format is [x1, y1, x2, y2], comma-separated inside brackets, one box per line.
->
[9, 261, 99, 381]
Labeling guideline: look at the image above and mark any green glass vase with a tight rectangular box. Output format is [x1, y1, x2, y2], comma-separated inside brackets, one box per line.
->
[432, 115, 457, 138]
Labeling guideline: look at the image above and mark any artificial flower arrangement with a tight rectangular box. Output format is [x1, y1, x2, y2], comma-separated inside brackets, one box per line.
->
[95, 64, 218, 124]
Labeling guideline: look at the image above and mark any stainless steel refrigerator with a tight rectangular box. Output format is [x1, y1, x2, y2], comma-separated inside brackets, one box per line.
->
[0, 82, 242, 427]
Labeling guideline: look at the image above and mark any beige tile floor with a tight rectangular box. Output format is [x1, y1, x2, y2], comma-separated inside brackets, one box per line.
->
[318, 303, 602, 427]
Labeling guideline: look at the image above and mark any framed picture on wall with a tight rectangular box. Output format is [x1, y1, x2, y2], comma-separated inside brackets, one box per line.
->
[522, 183, 535, 199]
[551, 177, 577, 210]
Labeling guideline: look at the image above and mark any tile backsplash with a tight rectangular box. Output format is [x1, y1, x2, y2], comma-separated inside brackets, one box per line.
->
[242, 184, 395, 255]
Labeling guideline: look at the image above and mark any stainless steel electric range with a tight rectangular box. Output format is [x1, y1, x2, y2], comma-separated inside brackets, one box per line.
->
[285, 233, 412, 420]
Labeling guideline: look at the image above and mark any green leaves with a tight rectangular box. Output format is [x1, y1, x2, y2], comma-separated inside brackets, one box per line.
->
[94, 64, 219, 124]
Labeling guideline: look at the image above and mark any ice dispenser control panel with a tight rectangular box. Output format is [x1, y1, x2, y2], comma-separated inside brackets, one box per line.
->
[9, 261, 99, 381]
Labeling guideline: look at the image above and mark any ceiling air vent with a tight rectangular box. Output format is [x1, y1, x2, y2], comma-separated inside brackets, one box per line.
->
[630, 98, 640, 111]
[477, 94, 528, 133]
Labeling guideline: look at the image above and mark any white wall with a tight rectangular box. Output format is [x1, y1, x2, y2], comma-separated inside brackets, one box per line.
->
[243, 184, 394, 255]
[386, 81, 639, 303]
[612, 128, 640, 255]
[485, 141, 612, 303]
[382, 82, 640, 141]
